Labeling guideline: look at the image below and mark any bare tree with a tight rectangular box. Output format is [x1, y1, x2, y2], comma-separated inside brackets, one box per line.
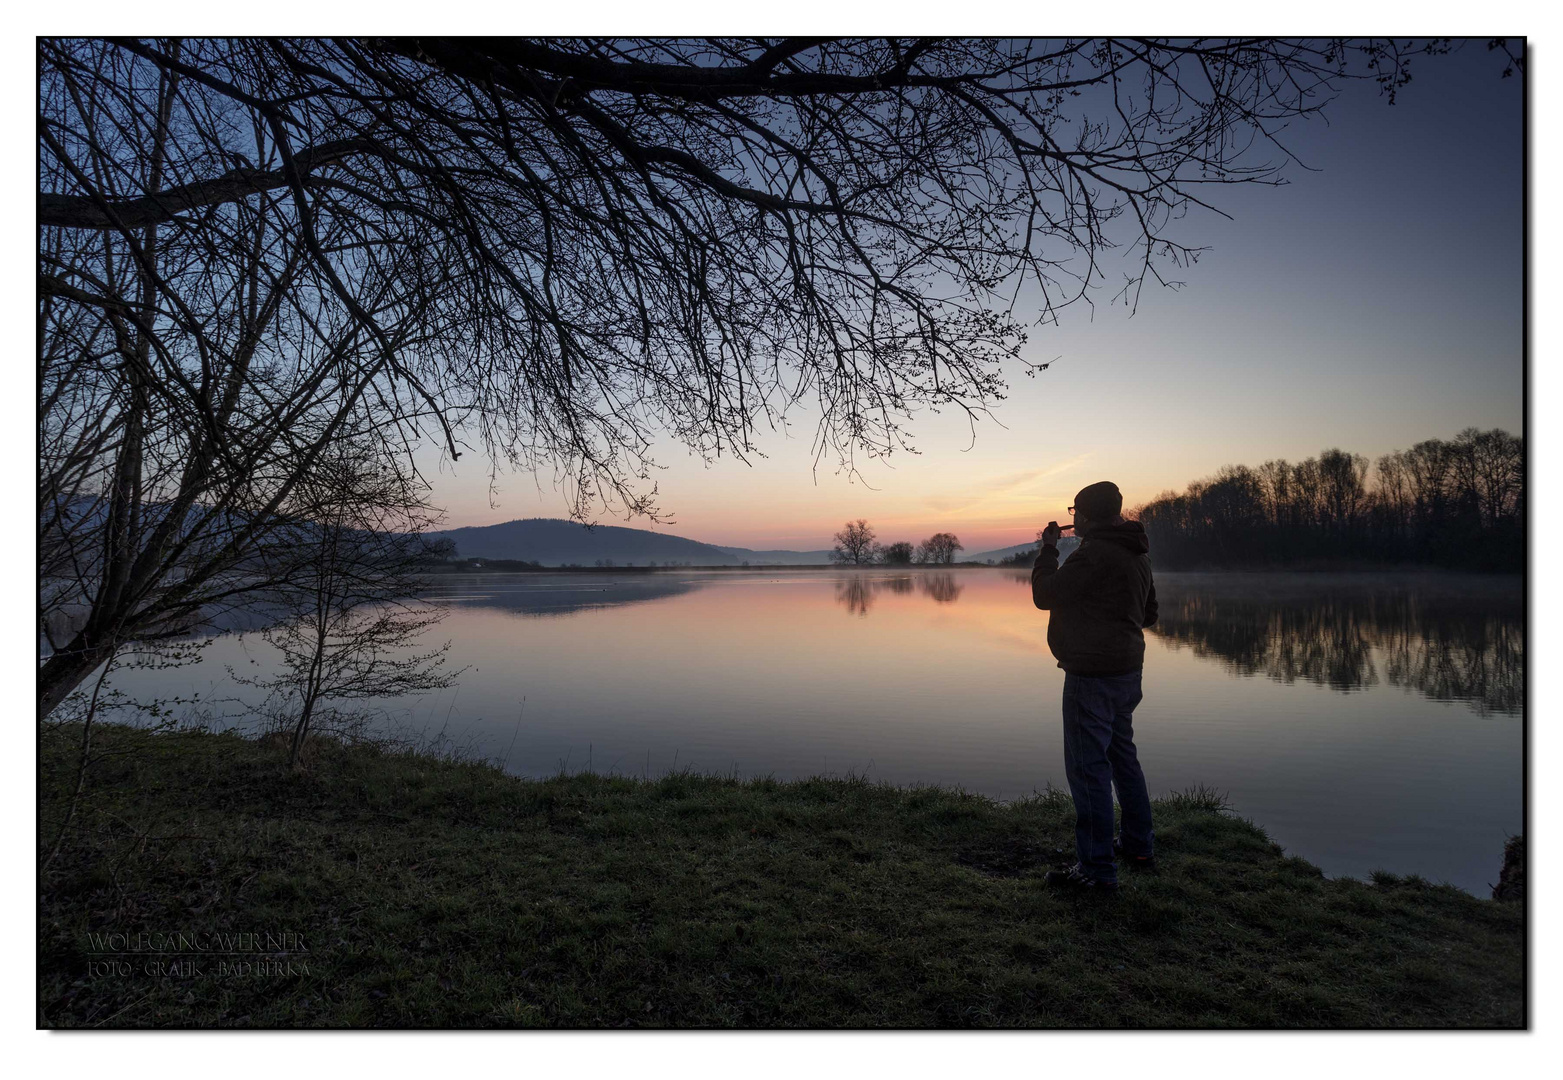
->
[38, 40, 451, 718]
[1373, 451, 1413, 537]
[831, 519, 878, 565]
[230, 445, 459, 768]
[1256, 459, 1293, 530]
[39, 37, 1455, 717]
[1447, 427, 1522, 528]
[1464, 428, 1524, 527]
[916, 532, 964, 564]
[879, 541, 915, 565]
[1317, 449, 1370, 534]
[1403, 438, 1454, 527]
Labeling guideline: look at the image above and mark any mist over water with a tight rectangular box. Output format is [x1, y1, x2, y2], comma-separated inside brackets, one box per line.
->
[109, 568, 1522, 894]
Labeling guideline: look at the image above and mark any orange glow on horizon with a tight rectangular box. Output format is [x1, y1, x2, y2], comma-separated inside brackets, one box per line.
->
[435, 477, 1165, 554]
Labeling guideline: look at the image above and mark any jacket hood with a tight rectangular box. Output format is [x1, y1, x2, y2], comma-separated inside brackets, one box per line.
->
[1083, 519, 1150, 555]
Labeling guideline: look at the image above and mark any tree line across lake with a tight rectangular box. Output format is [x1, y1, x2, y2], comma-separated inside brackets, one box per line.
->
[1133, 428, 1523, 571]
[831, 520, 964, 565]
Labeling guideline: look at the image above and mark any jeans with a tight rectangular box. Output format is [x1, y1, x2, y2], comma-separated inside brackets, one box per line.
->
[1060, 670, 1154, 884]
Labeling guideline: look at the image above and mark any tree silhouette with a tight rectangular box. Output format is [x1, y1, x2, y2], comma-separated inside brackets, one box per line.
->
[38, 37, 1457, 716]
[831, 519, 877, 565]
[1135, 429, 1522, 568]
[228, 444, 459, 768]
[916, 532, 963, 564]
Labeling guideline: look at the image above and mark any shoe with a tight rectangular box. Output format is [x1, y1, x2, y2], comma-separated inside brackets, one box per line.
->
[1113, 836, 1157, 872]
[1044, 864, 1118, 895]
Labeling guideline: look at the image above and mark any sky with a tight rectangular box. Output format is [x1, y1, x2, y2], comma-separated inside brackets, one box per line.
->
[418, 43, 1523, 555]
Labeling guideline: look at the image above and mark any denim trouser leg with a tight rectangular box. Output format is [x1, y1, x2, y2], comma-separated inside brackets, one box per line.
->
[1061, 671, 1153, 884]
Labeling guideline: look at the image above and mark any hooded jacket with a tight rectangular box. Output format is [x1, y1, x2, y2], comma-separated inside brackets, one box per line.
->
[1031, 520, 1158, 676]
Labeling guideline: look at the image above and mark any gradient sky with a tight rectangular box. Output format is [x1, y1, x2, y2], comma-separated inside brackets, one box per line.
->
[417, 43, 1523, 554]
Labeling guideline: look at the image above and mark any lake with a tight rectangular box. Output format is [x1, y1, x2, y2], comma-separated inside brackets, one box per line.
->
[108, 567, 1524, 895]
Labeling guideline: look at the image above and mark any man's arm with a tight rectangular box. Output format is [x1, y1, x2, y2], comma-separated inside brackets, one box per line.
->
[1031, 543, 1094, 610]
[1142, 577, 1159, 628]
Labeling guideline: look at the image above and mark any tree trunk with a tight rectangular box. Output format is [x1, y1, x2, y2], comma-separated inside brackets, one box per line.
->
[39, 58, 179, 725]
[43, 656, 115, 870]
[38, 637, 118, 721]
[289, 695, 317, 770]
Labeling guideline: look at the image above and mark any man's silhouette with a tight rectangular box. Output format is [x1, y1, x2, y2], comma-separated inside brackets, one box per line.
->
[1032, 481, 1158, 894]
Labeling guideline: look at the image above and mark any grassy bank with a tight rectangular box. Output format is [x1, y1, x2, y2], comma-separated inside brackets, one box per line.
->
[39, 725, 1523, 1028]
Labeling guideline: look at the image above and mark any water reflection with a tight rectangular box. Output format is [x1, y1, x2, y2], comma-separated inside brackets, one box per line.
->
[96, 567, 1520, 891]
[424, 572, 701, 618]
[835, 572, 962, 616]
[923, 573, 963, 604]
[1147, 577, 1522, 715]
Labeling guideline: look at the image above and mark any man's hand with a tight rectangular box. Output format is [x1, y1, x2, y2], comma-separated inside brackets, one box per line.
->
[1039, 521, 1063, 547]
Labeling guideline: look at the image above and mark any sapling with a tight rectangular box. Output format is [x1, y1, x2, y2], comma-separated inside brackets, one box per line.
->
[233, 445, 460, 768]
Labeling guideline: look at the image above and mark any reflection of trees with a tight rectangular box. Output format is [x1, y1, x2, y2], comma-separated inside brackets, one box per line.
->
[834, 573, 959, 616]
[1153, 596, 1379, 692]
[1148, 582, 1522, 715]
[836, 575, 877, 617]
[1378, 607, 1523, 716]
[919, 573, 963, 604]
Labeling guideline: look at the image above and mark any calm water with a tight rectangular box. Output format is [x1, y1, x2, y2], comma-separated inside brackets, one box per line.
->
[110, 568, 1523, 894]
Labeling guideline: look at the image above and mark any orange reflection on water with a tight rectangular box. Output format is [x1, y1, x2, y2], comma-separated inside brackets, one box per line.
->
[528, 571, 1035, 696]
[99, 567, 1522, 893]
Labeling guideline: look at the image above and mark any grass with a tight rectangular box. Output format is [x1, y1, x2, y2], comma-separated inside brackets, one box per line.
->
[38, 724, 1524, 1028]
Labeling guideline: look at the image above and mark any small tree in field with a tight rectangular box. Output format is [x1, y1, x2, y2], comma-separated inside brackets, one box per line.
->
[233, 448, 459, 768]
[916, 533, 964, 565]
[879, 541, 915, 565]
[832, 520, 878, 565]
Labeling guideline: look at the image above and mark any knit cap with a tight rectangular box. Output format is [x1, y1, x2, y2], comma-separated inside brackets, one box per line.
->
[1074, 481, 1123, 521]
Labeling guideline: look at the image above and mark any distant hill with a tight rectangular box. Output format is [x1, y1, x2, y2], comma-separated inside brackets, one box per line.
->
[429, 517, 1071, 568]
[429, 518, 742, 566]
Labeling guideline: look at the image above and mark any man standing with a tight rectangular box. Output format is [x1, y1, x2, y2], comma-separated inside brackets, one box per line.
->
[1033, 481, 1159, 894]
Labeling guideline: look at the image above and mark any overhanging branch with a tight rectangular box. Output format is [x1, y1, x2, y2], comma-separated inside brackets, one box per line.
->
[39, 136, 378, 229]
